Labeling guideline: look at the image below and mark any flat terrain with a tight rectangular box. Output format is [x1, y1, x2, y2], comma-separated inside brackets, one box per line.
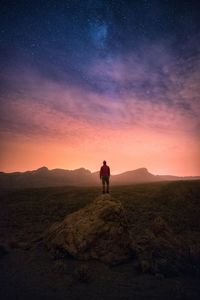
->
[0, 181, 200, 299]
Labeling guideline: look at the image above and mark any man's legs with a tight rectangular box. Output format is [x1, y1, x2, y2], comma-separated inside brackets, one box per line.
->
[106, 177, 109, 193]
[102, 176, 110, 194]
[102, 177, 105, 194]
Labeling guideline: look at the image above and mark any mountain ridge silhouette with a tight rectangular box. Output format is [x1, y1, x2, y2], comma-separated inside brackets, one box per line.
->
[0, 166, 199, 189]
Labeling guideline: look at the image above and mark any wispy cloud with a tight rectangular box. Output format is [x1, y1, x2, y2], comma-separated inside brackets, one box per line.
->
[1, 39, 199, 175]
[2, 41, 199, 138]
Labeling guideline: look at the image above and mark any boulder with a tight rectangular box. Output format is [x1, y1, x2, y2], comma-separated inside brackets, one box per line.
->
[45, 195, 132, 264]
[132, 217, 187, 275]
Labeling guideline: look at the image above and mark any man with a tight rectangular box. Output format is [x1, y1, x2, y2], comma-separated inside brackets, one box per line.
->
[100, 160, 110, 194]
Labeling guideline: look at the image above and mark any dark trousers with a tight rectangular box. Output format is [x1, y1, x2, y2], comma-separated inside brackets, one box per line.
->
[101, 176, 109, 193]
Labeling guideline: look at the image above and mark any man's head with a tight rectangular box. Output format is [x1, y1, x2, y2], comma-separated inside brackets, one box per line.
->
[103, 160, 106, 165]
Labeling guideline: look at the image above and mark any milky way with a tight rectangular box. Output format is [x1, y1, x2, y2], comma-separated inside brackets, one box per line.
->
[0, 0, 200, 175]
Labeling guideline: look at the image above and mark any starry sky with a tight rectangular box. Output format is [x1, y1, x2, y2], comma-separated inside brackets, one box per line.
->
[0, 0, 200, 175]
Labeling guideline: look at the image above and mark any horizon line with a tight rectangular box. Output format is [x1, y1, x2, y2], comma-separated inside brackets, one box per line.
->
[1, 165, 200, 178]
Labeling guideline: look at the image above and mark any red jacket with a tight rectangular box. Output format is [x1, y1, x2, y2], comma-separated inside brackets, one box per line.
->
[100, 165, 110, 177]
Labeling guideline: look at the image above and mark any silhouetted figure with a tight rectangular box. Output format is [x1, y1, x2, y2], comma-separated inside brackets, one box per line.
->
[100, 160, 110, 194]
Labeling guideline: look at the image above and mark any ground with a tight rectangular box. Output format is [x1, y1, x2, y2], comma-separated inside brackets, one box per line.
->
[0, 181, 200, 299]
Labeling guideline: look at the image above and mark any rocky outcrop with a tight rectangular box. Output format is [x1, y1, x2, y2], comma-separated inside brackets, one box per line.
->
[45, 195, 132, 264]
[44, 195, 192, 274]
[132, 216, 188, 275]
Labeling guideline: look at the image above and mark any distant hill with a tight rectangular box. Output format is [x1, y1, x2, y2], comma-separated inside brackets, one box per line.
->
[0, 166, 199, 189]
[112, 168, 156, 184]
[0, 167, 95, 189]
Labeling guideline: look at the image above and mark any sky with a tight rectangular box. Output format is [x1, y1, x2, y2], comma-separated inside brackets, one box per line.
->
[0, 0, 200, 175]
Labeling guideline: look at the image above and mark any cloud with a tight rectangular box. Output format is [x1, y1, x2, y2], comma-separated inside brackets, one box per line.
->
[1, 38, 199, 154]
[1, 47, 200, 143]
[1, 63, 199, 175]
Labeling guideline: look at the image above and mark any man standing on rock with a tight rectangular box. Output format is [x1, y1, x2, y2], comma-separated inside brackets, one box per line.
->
[100, 160, 110, 194]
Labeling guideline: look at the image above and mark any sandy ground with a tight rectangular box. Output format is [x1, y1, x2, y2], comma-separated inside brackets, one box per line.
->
[0, 183, 200, 299]
[1, 243, 200, 300]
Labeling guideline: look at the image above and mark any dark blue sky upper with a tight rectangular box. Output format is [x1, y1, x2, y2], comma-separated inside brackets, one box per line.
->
[1, 0, 200, 133]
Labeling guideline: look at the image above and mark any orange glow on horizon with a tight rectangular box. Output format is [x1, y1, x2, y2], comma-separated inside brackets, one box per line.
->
[1, 69, 200, 177]
[1, 124, 199, 176]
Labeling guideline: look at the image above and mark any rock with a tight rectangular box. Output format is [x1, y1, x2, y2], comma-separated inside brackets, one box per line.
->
[152, 216, 170, 235]
[131, 216, 188, 276]
[45, 195, 132, 264]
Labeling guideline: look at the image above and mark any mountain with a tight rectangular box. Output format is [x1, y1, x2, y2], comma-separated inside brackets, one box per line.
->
[111, 168, 157, 184]
[0, 166, 199, 189]
[0, 166, 95, 189]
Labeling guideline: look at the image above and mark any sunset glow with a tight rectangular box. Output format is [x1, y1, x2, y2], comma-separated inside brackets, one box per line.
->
[1, 1, 200, 176]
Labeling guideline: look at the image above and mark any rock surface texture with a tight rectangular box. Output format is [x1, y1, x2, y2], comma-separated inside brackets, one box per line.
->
[45, 195, 132, 264]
